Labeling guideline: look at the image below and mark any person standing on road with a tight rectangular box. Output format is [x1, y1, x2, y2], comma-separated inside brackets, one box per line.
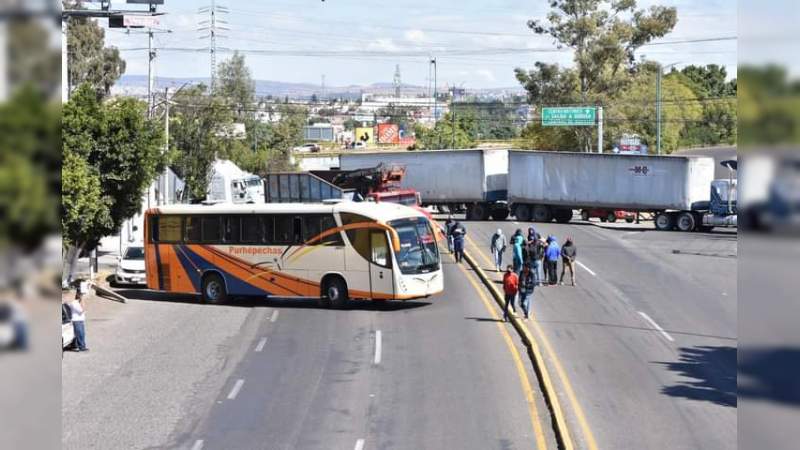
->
[540, 236, 550, 284]
[529, 236, 546, 286]
[490, 228, 507, 272]
[69, 279, 89, 352]
[502, 265, 519, 322]
[452, 221, 466, 263]
[545, 236, 561, 285]
[518, 263, 536, 320]
[512, 234, 524, 275]
[444, 218, 455, 253]
[560, 237, 577, 286]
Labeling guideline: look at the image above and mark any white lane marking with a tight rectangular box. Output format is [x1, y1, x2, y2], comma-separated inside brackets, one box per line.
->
[255, 337, 267, 352]
[577, 261, 597, 277]
[270, 310, 279, 322]
[191, 440, 204, 450]
[374, 330, 382, 365]
[227, 379, 245, 400]
[354, 439, 365, 450]
[638, 312, 675, 342]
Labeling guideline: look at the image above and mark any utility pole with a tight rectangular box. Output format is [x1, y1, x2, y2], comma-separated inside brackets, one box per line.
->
[393, 64, 401, 98]
[148, 29, 155, 117]
[597, 106, 603, 153]
[655, 64, 662, 155]
[451, 99, 456, 149]
[199, 0, 229, 89]
[0, 21, 7, 102]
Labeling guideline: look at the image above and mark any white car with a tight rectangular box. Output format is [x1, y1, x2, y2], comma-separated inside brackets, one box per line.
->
[114, 246, 147, 286]
[62, 303, 75, 353]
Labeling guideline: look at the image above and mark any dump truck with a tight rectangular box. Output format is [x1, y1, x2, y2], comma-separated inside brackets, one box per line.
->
[507, 150, 736, 231]
[339, 149, 510, 220]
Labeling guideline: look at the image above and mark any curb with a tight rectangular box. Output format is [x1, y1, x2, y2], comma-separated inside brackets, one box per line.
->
[463, 251, 575, 450]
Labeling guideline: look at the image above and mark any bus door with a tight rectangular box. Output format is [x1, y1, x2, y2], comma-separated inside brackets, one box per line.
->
[369, 230, 394, 299]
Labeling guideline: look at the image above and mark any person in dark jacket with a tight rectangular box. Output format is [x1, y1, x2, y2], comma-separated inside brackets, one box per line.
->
[545, 236, 560, 285]
[444, 218, 455, 253]
[518, 263, 536, 319]
[528, 236, 546, 286]
[560, 237, 577, 286]
[452, 221, 466, 263]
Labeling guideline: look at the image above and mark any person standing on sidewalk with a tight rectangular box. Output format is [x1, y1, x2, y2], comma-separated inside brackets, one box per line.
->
[490, 228, 507, 272]
[545, 236, 561, 285]
[69, 279, 89, 352]
[502, 265, 519, 322]
[518, 263, 536, 320]
[560, 237, 577, 286]
[452, 221, 467, 263]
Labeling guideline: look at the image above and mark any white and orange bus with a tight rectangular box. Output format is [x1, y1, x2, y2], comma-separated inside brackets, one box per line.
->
[143, 201, 443, 306]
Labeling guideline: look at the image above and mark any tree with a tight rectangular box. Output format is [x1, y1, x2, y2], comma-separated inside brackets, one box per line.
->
[0, 87, 61, 250]
[216, 51, 256, 120]
[169, 84, 235, 201]
[677, 64, 736, 98]
[62, 84, 166, 280]
[64, 1, 126, 97]
[7, 19, 61, 99]
[519, 0, 677, 151]
[414, 112, 478, 150]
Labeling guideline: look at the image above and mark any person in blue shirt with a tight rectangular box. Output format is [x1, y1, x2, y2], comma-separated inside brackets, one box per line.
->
[545, 235, 561, 285]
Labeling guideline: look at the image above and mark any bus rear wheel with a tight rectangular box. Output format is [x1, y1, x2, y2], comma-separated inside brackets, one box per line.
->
[322, 276, 349, 309]
[202, 273, 227, 304]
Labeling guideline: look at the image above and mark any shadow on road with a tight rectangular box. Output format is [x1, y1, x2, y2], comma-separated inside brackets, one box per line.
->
[113, 288, 431, 312]
[464, 316, 504, 323]
[738, 347, 800, 408]
[657, 345, 737, 407]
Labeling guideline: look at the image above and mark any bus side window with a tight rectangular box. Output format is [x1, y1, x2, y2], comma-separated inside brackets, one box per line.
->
[242, 216, 262, 243]
[274, 215, 293, 244]
[320, 215, 343, 246]
[303, 215, 322, 244]
[149, 216, 159, 242]
[261, 215, 274, 244]
[185, 216, 202, 243]
[223, 216, 241, 243]
[370, 231, 390, 268]
[293, 217, 303, 244]
[157, 216, 182, 242]
[201, 217, 221, 243]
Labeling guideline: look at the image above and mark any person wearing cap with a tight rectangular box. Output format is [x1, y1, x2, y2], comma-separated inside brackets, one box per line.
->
[544, 235, 561, 285]
[560, 236, 577, 286]
[490, 228, 507, 272]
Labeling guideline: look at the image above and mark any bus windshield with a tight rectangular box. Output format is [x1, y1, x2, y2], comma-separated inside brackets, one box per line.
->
[389, 217, 440, 274]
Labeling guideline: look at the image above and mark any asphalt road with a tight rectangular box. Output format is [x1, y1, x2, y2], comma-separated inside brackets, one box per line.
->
[62, 251, 557, 449]
[460, 216, 737, 450]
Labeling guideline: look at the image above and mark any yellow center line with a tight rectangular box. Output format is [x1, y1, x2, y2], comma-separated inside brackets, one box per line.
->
[465, 234, 599, 450]
[457, 260, 548, 450]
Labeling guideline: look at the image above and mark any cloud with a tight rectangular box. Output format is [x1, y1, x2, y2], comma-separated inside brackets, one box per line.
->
[367, 38, 400, 52]
[404, 29, 428, 43]
[476, 69, 496, 82]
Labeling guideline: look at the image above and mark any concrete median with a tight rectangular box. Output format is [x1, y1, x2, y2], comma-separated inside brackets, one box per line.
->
[462, 250, 575, 450]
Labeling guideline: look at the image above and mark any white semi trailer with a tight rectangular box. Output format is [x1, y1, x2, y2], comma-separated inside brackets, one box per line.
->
[507, 150, 736, 231]
[340, 149, 510, 220]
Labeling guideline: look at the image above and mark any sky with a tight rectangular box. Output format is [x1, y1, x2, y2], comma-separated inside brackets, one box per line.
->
[101, 0, 738, 90]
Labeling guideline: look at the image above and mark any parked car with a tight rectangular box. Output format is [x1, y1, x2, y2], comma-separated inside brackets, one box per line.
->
[580, 208, 636, 223]
[0, 300, 27, 351]
[62, 303, 75, 354]
[293, 143, 321, 153]
[114, 245, 146, 286]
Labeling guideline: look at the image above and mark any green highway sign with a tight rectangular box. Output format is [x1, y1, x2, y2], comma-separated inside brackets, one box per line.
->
[542, 107, 597, 126]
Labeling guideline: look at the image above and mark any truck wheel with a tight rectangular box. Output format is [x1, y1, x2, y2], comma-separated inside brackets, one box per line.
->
[654, 212, 674, 231]
[676, 211, 697, 232]
[554, 208, 572, 223]
[322, 276, 348, 309]
[515, 204, 531, 222]
[202, 273, 227, 304]
[532, 205, 552, 222]
[490, 208, 509, 221]
[606, 212, 617, 223]
[625, 218, 635, 223]
[581, 210, 590, 221]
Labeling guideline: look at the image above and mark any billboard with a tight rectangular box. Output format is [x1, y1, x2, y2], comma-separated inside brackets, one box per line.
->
[355, 127, 375, 144]
[377, 124, 400, 144]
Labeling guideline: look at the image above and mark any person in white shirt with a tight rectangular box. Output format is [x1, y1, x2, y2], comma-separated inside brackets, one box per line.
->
[69, 279, 89, 352]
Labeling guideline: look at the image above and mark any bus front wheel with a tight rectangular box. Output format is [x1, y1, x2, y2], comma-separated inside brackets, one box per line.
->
[202, 273, 227, 304]
[322, 276, 349, 309]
